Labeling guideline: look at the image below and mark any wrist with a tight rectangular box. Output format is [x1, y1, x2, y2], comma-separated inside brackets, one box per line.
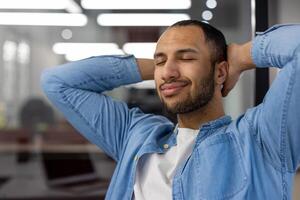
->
[136, 59, 155, 80]
[239, 42, 256, 71]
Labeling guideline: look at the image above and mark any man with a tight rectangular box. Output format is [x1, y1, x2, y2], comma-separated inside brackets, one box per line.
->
[41, 20, 300, 199]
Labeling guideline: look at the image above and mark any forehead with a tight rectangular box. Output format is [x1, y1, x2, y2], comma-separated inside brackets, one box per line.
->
[155, 26, 207, 52]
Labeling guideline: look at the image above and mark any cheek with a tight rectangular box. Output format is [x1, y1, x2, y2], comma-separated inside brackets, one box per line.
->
[154, 68, 162, 83]
[187, 74, 206, 93]
[154, 68, 159, 79]
[185, 72, 201, 86]
[184, 63, 212, 83]
[154, 70, 161, 92]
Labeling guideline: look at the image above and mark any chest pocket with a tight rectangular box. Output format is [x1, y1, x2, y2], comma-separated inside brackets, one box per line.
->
[181, 133, 247, 200]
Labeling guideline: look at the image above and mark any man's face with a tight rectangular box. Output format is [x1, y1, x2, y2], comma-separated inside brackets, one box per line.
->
[154, 26, 215, 114]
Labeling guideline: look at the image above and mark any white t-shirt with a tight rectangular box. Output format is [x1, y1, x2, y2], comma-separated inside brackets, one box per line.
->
[133, 128, 199, 200]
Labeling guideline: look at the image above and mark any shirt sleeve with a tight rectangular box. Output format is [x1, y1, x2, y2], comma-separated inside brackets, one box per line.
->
[40, 55, 143, 161]
[249, 24, 300, 172]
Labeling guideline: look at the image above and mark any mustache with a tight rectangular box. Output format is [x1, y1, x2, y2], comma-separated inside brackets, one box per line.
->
[159, 79, 191, 90]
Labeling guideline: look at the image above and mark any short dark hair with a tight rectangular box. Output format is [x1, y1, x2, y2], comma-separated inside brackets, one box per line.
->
[170, 20, 227, 64]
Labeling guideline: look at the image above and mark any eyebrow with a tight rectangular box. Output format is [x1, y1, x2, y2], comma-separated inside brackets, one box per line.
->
[153, 52, 165, 59]
[154, 48, 198, 59]
[176, 48, 198, 55]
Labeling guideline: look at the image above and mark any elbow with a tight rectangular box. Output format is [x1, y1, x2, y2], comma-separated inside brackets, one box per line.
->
[40, 68, 64, 96]
[295, 45, 300, 57]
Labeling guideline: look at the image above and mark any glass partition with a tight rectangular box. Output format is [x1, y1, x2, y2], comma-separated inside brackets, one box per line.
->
[0, 0, 298, 199]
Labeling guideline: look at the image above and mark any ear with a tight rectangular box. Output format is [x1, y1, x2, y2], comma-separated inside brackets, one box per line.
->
[214, 61, 228, 86]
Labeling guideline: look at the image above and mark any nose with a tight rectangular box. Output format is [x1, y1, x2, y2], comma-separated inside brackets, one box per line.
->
[162, 59, 180, 82]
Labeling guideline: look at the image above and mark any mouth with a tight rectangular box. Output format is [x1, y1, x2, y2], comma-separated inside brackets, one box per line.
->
[160, 81, 189, 97]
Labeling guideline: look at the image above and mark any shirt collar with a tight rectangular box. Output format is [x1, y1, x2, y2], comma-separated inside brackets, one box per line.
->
[201, 115, 232, 130]
[173, 115, 232, 131]
[158, 115, 232, 150]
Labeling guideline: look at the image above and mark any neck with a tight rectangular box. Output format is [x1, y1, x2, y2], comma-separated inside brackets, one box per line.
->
[177, 96, 225, 129]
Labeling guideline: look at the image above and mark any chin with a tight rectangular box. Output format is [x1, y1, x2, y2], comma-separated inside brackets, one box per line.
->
[162, 96, 179, 104]
[163, 99, 186, 112]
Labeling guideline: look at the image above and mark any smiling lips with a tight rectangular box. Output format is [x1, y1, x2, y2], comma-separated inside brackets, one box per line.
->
[160, 81, 189, 97]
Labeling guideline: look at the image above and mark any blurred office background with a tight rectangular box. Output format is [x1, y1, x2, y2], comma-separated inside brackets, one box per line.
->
[0, 0, 299, 199]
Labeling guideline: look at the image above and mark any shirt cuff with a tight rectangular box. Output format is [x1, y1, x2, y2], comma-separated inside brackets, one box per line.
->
[251, 33, 269, 68]
[111, 55, 143, 86]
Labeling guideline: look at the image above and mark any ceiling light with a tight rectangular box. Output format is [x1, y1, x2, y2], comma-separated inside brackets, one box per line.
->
[123, 43, 156, 59]
[65, 0, 82, 13]
[81, 0, 191, 10]
[17, 42, 31, 64]
[0, 13, 87, 26]
[52, 43, 124, 61]
[202, 10, 213, 21]
[53, 43, 120, 54]
[206, 0, 217, 9]
[3, 41, 17, 62]
[0, 0, 71, 10]
[0, 0, 83, 13]
[65, 51, 124, 61]
[97, 13, 190, 26]
[61, 29, 73, 40]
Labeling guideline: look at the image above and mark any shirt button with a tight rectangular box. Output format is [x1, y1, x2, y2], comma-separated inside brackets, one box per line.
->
[163, 144, 169, 149]
[134, 155, 139, 161]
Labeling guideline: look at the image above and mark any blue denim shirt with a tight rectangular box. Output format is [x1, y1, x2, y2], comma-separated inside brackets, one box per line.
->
[41, 24, 300, 200]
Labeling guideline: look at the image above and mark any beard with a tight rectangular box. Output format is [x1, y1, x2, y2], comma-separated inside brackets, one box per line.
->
[159, 67, 215, 114]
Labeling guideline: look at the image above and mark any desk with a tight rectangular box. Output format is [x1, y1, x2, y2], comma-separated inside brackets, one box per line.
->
[0, 144, 114, 200]
[0, 174, 106, 199]
[0, 143, 103, 153]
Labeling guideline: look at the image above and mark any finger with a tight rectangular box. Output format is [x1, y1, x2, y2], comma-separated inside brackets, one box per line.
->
[221, 84, 229, 97]
[222, 81, 234, 97]
[222, 88, 229, 97]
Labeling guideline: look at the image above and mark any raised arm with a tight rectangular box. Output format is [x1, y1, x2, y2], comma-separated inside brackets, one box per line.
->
[222, 41, 255, 97]
[136, 58, 155, 80]
[224, 24, 300, 172]
[41, 55, 157, 161]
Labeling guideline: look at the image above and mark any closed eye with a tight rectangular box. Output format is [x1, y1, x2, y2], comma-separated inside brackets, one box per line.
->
[155, 60, 166, 66]
[180, 58, 196, 61]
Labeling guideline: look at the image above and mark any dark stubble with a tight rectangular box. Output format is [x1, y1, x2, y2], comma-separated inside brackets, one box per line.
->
[160, 65, 215, 114]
